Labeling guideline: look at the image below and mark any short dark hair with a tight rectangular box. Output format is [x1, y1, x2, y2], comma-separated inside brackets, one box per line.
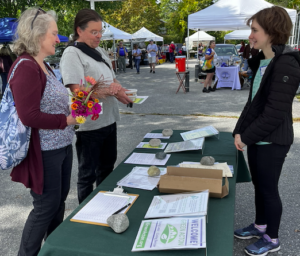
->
[247, 6, 292, 45]
[209, 41, 215, 48]
[72, 9, 103, 42]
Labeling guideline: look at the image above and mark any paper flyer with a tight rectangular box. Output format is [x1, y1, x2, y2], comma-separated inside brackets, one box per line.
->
[124, 153, 171, 166]
[144, 191, 209, 219]
[134, 96, 148, 104]
[180, 126, 219, 141]
[164, 138, 204, 153]
[144, 133, 171, 139]
[136, 142, 168, 150]
[132, 217, 206, 251]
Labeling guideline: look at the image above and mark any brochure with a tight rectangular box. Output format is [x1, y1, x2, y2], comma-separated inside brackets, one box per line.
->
[180, 126, 219, 141]
[144, 191, 209, 219]
[164, 138, 204, 153]
[136, 142, 168, 150]
[144, 133, 171, 139]
[132, 217, 206, 251]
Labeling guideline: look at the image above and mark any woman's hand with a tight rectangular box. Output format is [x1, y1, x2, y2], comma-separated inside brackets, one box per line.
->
[115, 88, 133, 104]
[234, 134, 246, 151]
[109, 82, 122, 95]
[67, 114, 78, 125]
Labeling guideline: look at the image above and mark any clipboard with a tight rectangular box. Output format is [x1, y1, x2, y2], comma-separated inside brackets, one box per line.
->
[70, 187, 139, 227]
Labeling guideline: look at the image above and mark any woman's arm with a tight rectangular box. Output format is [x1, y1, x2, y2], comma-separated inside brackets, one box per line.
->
[11, 62, 68, 130]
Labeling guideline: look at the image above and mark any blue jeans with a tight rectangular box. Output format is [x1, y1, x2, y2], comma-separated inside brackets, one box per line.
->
[169, 52, 174, 63]
[18, 145, 73, 256]
[76, 123, 117, 204]
[1, 72, 8, 94]
[243, 59, 248, 71]
[134, 59, 141, 72]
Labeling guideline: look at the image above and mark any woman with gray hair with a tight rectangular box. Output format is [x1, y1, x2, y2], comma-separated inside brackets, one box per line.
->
[9, 7, 77, 256]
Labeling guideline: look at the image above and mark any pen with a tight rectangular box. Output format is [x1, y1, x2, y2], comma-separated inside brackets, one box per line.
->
[112, 203, 131, 215]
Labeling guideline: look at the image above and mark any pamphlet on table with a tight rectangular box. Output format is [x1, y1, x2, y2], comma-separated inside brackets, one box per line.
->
[117, 166, 167, 190]
[144, 191, 209, 219]
[136, 142, 168, 150]
[144, 133, 171, 139]
[164, 138, 204, 153]
[71, 192, 138, 226]
[132, 217, 206, 251]
[124, 153, 171, 166]
[180, 126, 219, 141]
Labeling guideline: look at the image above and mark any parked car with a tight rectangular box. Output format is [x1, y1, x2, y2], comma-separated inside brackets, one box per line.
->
[44, 45, 66, 67]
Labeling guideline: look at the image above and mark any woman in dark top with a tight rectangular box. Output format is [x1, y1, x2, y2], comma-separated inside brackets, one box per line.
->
[10, 7, 77, 256]
[0, 46, 13, 94]
[233, 6, 300, 256]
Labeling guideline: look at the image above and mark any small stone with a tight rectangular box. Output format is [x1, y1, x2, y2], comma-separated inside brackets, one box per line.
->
[162, 129, 173, 136]
[155, 152, 167, 160]
[149, 138, 161, 147]
[107, 213, 129, 233]
[148, 166, 161, 176]
[200, 156, 215, 166]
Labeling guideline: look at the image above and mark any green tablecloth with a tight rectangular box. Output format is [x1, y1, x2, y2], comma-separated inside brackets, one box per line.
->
[38, 131, 251, 256]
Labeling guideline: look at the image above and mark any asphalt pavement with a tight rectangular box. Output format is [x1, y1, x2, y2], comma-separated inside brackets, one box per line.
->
[0, 60, 299, 256]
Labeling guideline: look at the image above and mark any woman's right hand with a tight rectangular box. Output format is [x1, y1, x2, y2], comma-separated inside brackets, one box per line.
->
[67, 114, 78, 125]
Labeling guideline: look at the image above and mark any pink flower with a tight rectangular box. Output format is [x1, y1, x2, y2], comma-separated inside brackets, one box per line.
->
[92, 103, 101, 115]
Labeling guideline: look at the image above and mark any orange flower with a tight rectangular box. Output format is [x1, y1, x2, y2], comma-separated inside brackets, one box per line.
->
[71, 103, 78, 110]
[74, 88, 79, 93]
[78, 91, 84, 98]
[71, 97, 76, 102]
[87, 102, 93, 108]
[85, 76, 96, 85]
[94, 98, 99, 103]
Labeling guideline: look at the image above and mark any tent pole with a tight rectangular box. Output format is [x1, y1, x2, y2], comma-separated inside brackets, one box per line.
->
[187, 29, 189, 70]
[197, 29, 200, 63]
[90, 0, 95, 10]
[131, 39, 133, 69]
[114, 39, 117, 74]
[297, 12, 300, 47]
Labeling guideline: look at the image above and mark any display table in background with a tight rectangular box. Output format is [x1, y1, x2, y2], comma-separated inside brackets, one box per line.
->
[215, 66, 241, 90]
[38, 131, 251, 256]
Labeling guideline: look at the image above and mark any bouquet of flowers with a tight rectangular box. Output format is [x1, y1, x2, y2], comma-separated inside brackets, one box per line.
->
[70, 76, 102, 124]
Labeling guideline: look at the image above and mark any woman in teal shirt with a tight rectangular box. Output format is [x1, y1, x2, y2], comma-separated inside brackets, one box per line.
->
[233, 7, 300, 256]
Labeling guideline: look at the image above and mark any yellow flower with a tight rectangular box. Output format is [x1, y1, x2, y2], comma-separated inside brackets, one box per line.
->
[71, 97, 76, 102]
[76, 116, 86, 124]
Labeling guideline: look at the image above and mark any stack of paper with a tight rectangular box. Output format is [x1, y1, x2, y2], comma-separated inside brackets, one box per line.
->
[180, 126, 219, 141]
[144, 133, 170, 139]
[164, 138, 204, 153]
[132, 217, 206, 251]
[136, 142, 168, 150]
[144, 191, 209, 219]
[124, 153, 171, 166]
[117, 166, 167, 190]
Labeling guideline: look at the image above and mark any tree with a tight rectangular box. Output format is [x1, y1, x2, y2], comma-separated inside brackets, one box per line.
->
[102, 0, 161, 34]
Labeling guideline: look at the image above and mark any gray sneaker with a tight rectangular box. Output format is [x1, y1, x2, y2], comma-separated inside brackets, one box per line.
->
[234, 223, 265, 240]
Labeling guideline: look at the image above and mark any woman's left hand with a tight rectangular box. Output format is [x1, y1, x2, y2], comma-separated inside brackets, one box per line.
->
[234, 134, 246, 151]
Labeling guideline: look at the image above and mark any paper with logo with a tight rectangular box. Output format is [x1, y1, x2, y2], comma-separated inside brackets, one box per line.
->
[144, 133, 170, 139]
[164, 138, 204, 153]
[124, 153, 171, 166]
[180, 126, 219, 141]
[134, 96, 148, 104]
[132, 217, 206, 251]
[144, 191, 209, 219]
[117, 166, 167, 190]
[180, 161, 234, 175]
[179, 162, 233, 178]
[70, 191, 138, 226]
[136, 142, 167, 150]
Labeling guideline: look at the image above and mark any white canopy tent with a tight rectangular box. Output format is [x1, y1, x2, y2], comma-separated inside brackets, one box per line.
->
[132, 27, 163, 42]
[185, 31, 215, 49]
[187, 0, 297, 67]
[224, 30, 251, 41]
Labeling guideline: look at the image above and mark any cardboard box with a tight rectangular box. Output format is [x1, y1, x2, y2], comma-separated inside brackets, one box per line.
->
[158, 166, 229, 198]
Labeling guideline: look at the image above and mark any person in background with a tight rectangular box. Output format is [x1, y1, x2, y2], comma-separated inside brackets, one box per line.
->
[0, 46, 13, 95]
[169, 41, 175, 63]
[175, 44, 178, 56]
[233, 6, 300, 256]
[146, 39, 158, 73]
[116, 41, 128, 72]
[198, 42, 204, 59]
[132, 44, 142, 74]
[239, 41, 246, 63]
[60, 9, 132, 204]
[182, 43, 187, 56]
[202, 40, 217, 93]
[9, 7, 78, 256]
[243, 39, 259, 71]
[166, 44, 170, 62]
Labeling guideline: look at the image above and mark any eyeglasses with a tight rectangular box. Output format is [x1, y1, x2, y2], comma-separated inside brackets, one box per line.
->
[91, 29, 106, 37]
[31, 8, 46, 30]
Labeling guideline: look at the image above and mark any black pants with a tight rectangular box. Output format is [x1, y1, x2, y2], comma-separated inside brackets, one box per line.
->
[18, 145, 73, 256]
[247, 143, 290, 238]
[76, 122, 117, 204]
